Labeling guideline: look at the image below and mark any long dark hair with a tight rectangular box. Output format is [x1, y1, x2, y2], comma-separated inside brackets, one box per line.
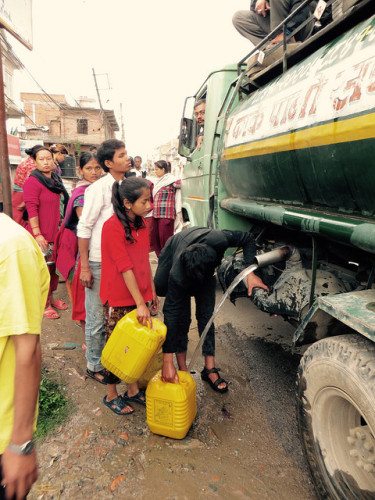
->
[79, 151, 98, 168]
[112, 177, 150, 242]
[25, 145, 51, 160]
[154, 159, 171, 173]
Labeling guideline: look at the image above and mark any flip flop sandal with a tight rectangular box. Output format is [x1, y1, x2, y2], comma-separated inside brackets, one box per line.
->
[123, 390, 146, 407]
[201, 367, 229, 394]
[103, 395, 134, 415]
[43, 306, 60, 319]
[86, 369, 121, 385]
[51, 300, 68, 310]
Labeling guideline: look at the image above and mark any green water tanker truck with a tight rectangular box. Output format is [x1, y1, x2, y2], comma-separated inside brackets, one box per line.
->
[178, 0, 375, 498]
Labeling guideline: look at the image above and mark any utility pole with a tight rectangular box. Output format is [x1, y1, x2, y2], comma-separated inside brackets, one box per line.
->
[92, 67, 110, 140]
[0, 42, 12, 217]
[120, 102, 125, 143]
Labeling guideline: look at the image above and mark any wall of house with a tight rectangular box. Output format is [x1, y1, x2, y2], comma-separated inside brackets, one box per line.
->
[21, 92, 65, 128]
[20, 93, 112, 148]
[60, 112, 106, 145]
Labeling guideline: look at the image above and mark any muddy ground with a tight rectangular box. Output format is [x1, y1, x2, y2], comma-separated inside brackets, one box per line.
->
[29, 255, 318, 500]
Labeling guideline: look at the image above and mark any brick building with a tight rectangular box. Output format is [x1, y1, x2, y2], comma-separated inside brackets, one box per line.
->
[20, 93, 119, 157]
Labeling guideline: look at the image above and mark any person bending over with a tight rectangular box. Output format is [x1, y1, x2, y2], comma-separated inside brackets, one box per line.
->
[154, 227, 268, 393]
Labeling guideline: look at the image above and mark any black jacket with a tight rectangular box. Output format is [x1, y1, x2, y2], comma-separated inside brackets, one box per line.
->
[154, 227, 256, 296]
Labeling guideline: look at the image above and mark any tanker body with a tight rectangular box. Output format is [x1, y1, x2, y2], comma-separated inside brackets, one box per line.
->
[178, 1, 375, 498]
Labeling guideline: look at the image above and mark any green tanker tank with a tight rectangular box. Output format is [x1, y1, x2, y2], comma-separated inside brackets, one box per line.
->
[178, 1, 375, 498]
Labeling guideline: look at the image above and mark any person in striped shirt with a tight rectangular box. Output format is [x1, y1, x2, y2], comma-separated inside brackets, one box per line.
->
[151, 160, 181, 257]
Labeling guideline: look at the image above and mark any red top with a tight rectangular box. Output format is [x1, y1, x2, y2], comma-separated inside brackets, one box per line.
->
[100, 214, 153, 307]
[23, 176, 61, 243]
[14, 157, 36, 188]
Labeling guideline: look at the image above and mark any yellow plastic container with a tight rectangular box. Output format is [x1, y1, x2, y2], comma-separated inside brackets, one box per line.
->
[146, 370, 197, 439]
[138, 349, 164, 390]
[101, 309, 167, 384]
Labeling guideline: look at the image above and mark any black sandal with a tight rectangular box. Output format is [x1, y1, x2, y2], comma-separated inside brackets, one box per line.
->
[201, 367, 228, 393]
[103, 395, 134, 415]
[86, 369, 120, 385]
[123, 390, 146, 407]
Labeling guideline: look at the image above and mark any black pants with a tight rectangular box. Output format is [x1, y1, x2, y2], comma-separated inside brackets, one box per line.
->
[162, 276, 216, 356]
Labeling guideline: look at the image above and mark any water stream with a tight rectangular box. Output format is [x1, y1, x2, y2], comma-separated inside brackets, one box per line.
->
[187, 264, 259, 371]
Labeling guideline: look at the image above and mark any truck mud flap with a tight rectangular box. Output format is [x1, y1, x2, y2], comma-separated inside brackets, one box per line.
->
[293, 289, 375, 346]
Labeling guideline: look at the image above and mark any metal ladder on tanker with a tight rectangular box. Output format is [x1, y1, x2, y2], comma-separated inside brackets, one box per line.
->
[238, 0, 372, 92]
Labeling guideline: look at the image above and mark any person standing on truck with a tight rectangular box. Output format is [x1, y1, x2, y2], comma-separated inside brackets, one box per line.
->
[194, 100, 206, 151]
[232, 0, 330, 46]
[154, 227, 269, 393]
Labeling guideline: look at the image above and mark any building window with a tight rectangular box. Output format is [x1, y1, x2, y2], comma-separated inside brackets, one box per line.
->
[4, 70, 13, 99]
[77, 118, 88, 134]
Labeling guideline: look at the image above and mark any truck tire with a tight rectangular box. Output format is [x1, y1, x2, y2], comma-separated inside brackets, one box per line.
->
[296, 334, 375, 499]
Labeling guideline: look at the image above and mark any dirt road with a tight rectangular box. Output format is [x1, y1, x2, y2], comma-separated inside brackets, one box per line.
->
[29, 257, 317, 500]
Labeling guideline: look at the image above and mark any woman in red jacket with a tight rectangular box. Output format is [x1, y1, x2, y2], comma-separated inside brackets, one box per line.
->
[23, 147, 69, 319]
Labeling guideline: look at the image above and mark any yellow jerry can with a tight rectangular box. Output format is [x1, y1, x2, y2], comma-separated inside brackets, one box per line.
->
[146, 370, 197, 439]
[101, 309, 167, 384]
[138, 349, 164, 390]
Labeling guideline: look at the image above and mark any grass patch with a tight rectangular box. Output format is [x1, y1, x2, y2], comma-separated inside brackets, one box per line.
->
[35, 368, 72, 439]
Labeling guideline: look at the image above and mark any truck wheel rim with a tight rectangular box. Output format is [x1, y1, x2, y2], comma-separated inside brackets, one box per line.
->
[313, 387, 375, 493]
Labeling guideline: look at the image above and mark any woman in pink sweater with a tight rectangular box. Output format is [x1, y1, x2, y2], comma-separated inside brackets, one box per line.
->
[23, 147, 69, 319]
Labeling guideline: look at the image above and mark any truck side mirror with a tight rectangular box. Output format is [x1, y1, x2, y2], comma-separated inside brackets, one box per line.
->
[178, 117, 193, 158]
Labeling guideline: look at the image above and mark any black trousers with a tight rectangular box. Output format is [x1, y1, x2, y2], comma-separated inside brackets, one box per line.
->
[162, 276, 216, 356]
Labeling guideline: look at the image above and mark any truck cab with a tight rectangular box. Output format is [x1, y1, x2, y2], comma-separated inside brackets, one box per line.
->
[179, 65, 245, 229]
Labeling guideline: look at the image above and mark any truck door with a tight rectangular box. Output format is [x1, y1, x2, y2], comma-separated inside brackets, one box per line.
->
[178, 93, 209, 227]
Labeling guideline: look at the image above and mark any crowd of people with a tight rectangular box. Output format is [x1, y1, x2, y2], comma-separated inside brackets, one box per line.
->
[0, 132, 268, 498]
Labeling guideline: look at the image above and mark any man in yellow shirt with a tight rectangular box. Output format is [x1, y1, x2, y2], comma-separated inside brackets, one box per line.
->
[0, 214, 49, 500]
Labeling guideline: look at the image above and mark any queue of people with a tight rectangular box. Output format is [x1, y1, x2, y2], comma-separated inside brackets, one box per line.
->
[1, 134, 269, 498]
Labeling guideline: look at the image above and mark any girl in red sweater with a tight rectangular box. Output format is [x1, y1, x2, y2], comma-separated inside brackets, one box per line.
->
[100, 177, 159, 415]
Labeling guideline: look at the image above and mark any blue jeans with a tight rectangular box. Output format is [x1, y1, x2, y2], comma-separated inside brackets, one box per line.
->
[85, 261, 105, 372]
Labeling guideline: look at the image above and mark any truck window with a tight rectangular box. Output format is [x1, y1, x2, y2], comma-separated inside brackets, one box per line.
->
[178, 96, 195, 157]
[193, 98, 206, 152]
[178, 94, 207, 157]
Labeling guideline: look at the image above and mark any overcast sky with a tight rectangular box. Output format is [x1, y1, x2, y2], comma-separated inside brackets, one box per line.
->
[10, 0, 251, 159]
